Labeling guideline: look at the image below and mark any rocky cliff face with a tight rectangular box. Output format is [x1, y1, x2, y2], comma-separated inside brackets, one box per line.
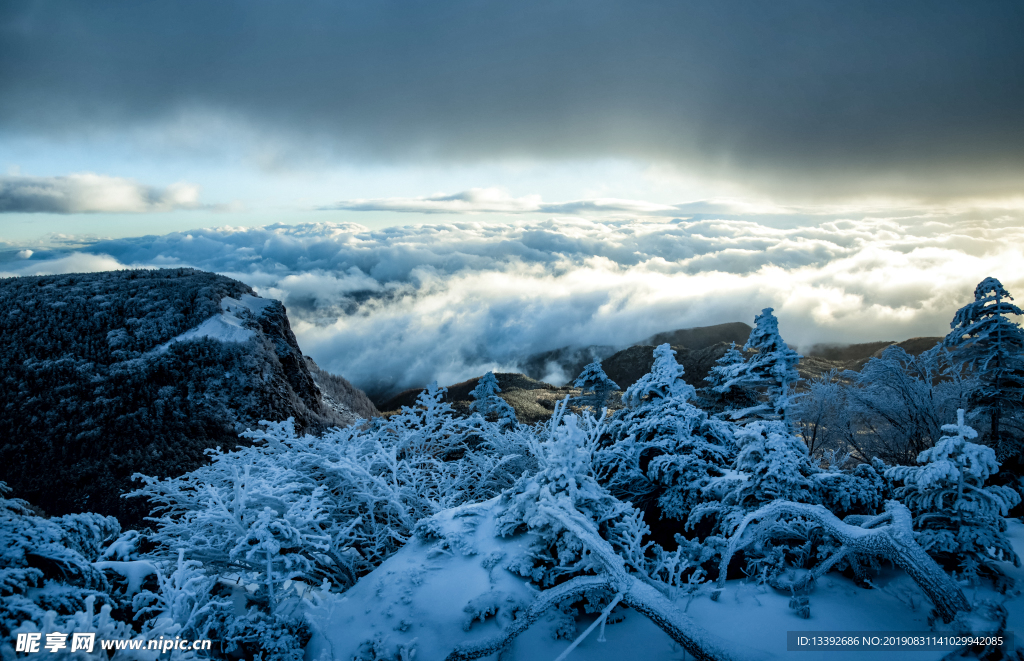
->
[305, 356, 381, 426]
[0, 268, 375, 523]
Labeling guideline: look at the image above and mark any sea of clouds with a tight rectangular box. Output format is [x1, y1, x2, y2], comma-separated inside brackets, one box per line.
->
[3, 215, 1022, 399]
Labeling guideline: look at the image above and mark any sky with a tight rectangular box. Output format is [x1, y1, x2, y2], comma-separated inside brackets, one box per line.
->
[1, 1, 1023, 395]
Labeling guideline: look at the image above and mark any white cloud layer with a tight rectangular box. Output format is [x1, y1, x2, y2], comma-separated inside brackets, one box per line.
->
[3, 214, 1022, 398]
[0, 173, 202, 214]
[325, 188, 680, 216]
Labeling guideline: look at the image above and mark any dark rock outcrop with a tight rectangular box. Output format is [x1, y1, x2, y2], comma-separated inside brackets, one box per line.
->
[0, 268, 375, 523]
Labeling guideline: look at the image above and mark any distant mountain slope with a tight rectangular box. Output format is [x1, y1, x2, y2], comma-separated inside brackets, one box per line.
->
[805, 336, 943, 363]
[514, 322, 754, 388]
[378, 372, 562, 424]
[600, 342, 738, 391]
[0, 268, 375, 523]
[373, 323, 946, 425]
[642, 321, 753, 350]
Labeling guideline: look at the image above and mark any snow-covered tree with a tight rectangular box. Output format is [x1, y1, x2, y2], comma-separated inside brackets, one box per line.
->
[622, 344, 694, 408]
[702, 343, 759, 416]
[744, 308, 801, 420]
[469, 372, 518, 427]
[687, 420, 823, 585]
[571, 361, 619, 412]
[497, 402, 643, 586]
[886, 409, 1021, 587]
[597, 344, 734, 533]
[318, 401, 738, 661]
[815, 457, 893, 520]
[0, 483, 144, 658]
[126, 398, 539, 658]
[483, 400, 735, 660]
[945, 277, 1024, 462]
[703, 309, 801, 424]
[792, 369, 857, 459]
[129, 438, 332, 615]
[724, 421, 820, 517]
[844, 344, 972, 465]
[131, 385, 535, 596]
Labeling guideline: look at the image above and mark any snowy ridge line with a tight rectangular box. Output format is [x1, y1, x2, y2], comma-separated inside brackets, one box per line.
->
[717, 499, 970, 623]
[152, 294, 275, 353]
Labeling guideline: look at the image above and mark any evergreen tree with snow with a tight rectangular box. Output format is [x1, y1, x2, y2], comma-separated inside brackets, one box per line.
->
[702, 342, 759, 415]
[724, 421, 821, 517]
[688, 419, 823, 585]
[887, 409, 1021, 587]
[571, 361, 619, 412]
[744, 308, 802, 420]
[596, 344, 736, 545]
[945, 277, 1024, 464]
[469, 372, 518, 426]
[703, 309, 801, 424]
[622, 343, 695, 408]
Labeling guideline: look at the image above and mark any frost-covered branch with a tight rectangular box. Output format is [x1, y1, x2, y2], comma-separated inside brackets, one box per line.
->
[717, 499, 970, 622]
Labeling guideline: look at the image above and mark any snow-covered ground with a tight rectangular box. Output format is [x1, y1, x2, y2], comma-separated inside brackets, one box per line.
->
[307, 511, 1024, 661]
[527, 523, 1024, 661]
[154, 294, 274, 351]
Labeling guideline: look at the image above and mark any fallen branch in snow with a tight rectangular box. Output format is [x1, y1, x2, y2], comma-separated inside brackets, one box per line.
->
[445, 574, 737, 661]
[621, 578, 734, 661]
[541, 502, 737, 660]
[446, 501, 737, 661]
[552, 590, 622, 661]
[717, 499, 970, 623]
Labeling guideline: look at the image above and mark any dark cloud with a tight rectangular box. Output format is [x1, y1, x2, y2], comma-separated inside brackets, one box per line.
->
[0, 174, 202, 213]
[2, 1, 1022, 197]
[3, 215, 1022, 397]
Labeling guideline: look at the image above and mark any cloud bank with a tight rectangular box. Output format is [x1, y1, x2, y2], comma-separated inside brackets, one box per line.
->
[3, 1, 1023, 199]
[0, 174, 201, 214]
[324, 188, 678, 216]
[4, 213, 1022, 399]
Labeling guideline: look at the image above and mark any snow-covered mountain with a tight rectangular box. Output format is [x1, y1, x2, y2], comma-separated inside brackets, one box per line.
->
[0, 268, 376, 523]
